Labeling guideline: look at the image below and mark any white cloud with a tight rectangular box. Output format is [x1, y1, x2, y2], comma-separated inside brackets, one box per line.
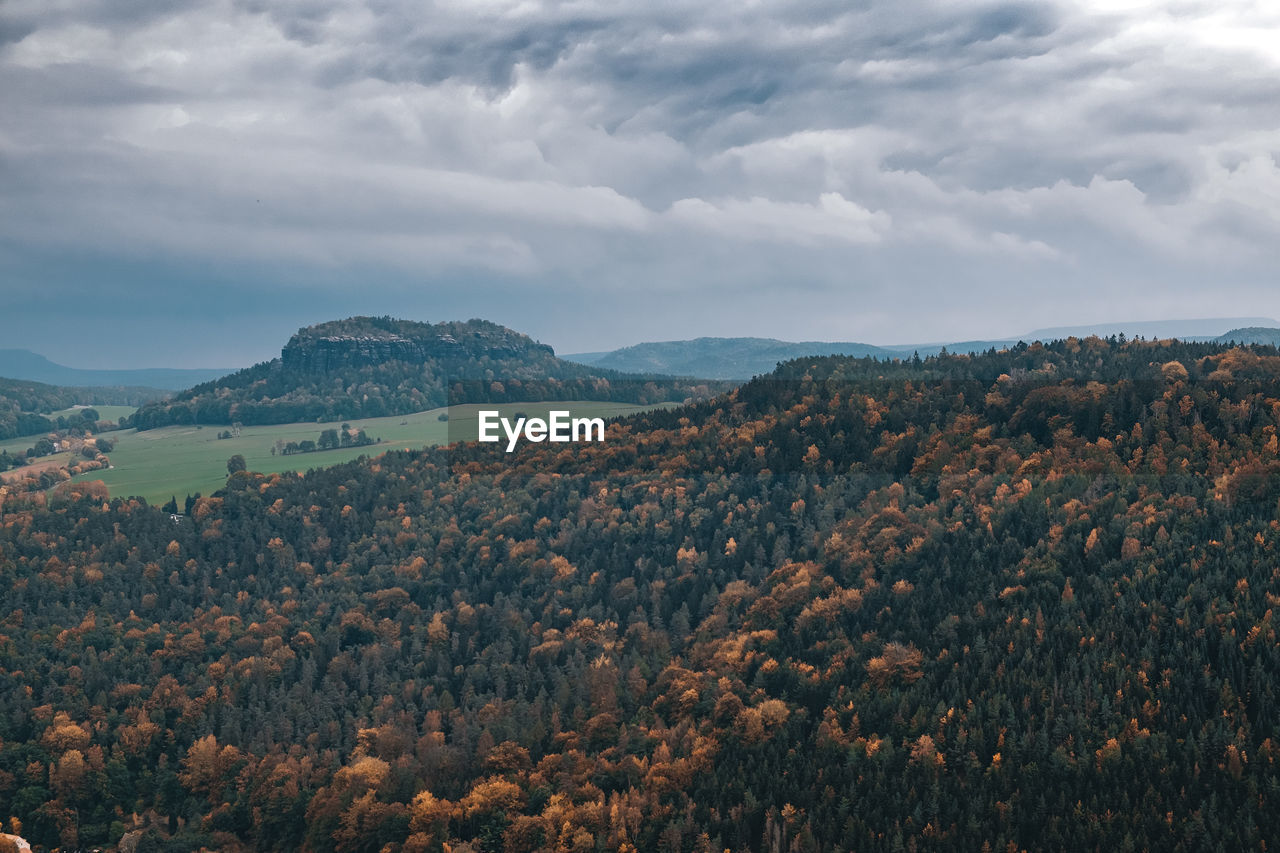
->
[667, 192, 890, 246]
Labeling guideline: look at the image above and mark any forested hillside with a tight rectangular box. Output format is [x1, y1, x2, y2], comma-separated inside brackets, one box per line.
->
[3, 337, 1280, 851]
[128, 318, 723, 430]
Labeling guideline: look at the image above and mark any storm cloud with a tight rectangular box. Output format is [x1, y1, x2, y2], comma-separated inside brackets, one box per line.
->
[3, 0, 1280, 365]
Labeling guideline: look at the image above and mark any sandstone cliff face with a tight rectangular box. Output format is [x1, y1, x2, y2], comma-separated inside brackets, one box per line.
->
[280, 326, 554, 374]
[282, 334, 459, 373]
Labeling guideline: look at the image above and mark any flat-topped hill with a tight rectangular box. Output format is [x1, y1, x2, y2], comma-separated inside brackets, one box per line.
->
[127, 317, 724, 429]
[279, 317, 554, 373]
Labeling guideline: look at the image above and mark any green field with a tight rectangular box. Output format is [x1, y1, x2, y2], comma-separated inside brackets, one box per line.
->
[1, 406, 138, 457]
[0, 434, 46, 456]
[0, 450, 76, 479]
[48, 404, 138, 422]
[67, 401, 666, 505]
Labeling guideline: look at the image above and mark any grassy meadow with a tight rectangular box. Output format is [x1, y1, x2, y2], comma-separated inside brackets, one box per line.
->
[0, 434, 52, 456]
[48, 404, 139, 422]
[66, 401, 666, 505]
[1, 405, 138, 459]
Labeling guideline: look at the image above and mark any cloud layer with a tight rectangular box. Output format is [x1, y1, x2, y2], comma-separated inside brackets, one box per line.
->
[3, 0, 1280, 363]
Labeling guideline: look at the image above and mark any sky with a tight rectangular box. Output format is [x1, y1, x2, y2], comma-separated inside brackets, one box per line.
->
[3, 0, 1280, 368]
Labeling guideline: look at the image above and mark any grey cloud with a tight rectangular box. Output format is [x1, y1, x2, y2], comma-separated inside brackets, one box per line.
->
[7, 0, 208, 33]
[3, 0, 1280, 360]
[360, 16, 608, 91]
[0, 63, 178, 107]
[969, 4, 1059, 42]
[0, 19, 38, 47]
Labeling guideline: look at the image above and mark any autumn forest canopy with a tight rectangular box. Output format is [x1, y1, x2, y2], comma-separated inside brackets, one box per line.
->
[3, 336, 1280, 851]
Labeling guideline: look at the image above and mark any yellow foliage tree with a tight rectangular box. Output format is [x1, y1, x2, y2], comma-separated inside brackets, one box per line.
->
[461, 777, 524, 818]
[866, 642, 924, 687]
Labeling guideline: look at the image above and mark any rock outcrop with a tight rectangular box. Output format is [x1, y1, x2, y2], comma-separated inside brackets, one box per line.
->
[280, 319, 554, 374]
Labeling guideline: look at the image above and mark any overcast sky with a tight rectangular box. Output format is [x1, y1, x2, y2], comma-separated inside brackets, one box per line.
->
[3, 0, 1280, 367]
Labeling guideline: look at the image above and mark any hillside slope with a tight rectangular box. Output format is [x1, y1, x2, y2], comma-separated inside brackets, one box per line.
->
[129, 316, 725, 429]
[3, 337, 1280, 850]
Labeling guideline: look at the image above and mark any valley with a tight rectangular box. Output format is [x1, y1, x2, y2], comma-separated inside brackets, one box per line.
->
[66, 401, 669, 505]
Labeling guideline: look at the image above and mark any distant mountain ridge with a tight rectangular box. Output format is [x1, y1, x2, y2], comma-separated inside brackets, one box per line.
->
[566, 318, 1280, 379]
[127, 316, 725, 429]
[1026, 317, 1278, 341]
[564, 336, 1016, 379]
[571, 337, 891, 379]
[0, 349, 230, 391]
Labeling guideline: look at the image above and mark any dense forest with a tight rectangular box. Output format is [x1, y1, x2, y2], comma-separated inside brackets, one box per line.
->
[4, 336, 1280, 851]
[0, 379, 151, 441]
[127, 318, 726, 430]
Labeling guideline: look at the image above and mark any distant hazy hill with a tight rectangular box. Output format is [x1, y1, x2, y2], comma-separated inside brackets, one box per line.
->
[128, 317, 725, 429]
[1025, 317, 1278, 341]
[876, 339, 1021, 358]
[566, 337, 892, 379]
[0, 349, 230, 391]
[563, 350, 612, 365]
[568, 318, 1280, 378]
[885, 319, 1280, 356]
[1215, 327, 1280, 346]
[565, 337, 1029, 376]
